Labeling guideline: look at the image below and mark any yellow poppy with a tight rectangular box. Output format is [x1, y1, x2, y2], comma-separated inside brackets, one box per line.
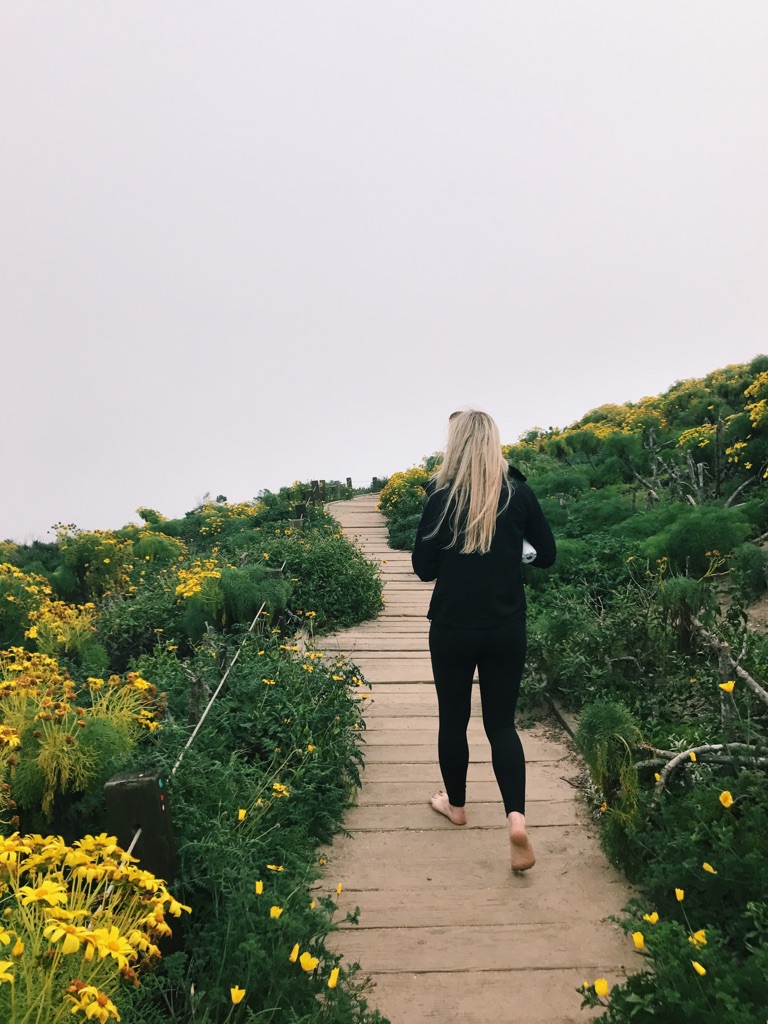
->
[643, 912, 659, 925]
[231, 986, 246, 1004]
[702, 862, 717, 874]
[675, 888, 685, 902]
[594, 978, 609, 997]
[269, 906, 283, 919]
[328, 967, 340, 988]
[289, 943, 300, 963]
[691, 961, 706, 976]
[719, 791, 734, 808]
[300, 951, 319, 972]
[631, 932, 645, 950]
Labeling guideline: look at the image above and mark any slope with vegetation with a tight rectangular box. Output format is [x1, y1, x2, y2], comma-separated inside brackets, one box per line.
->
[379, 357, 768, 1023]
[0, 483, 386, 1024]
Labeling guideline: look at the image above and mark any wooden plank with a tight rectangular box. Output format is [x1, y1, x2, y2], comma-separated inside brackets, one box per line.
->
[334, 880, 630, 927]
[343, 800, 581, 831]
[328, 921, 630, 973]
[361, 969, 621, 1023]
[322, 827, 621, 892]
[355, 777, 583, 804]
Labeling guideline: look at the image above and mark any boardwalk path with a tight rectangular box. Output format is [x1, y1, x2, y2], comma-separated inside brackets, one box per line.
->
[324, 494, 633, 1023]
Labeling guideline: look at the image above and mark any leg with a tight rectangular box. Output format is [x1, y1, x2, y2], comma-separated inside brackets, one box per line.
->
[428, 622, 475, 823]
[476, 620, 535, 870]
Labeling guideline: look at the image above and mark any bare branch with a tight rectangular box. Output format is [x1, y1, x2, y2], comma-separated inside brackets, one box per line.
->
[725, 475, 757, 508]
[692, 617, 768, 707]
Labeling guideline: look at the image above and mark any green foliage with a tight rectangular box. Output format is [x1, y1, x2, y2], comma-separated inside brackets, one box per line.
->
[639, 505, 751, 575]
[576, 700, 643, 810]
[729, 542, 768, 601]
[118, 635, 386, 1023]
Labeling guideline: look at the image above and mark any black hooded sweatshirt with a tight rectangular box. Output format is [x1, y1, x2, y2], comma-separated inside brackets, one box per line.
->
[411, 466, 556, 628]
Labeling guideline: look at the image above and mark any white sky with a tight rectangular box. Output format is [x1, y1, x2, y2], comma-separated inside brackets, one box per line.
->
[2, 2, 767, 542]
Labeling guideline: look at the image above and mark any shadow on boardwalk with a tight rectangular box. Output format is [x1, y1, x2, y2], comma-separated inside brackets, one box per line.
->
[323, 494, 634, 1024]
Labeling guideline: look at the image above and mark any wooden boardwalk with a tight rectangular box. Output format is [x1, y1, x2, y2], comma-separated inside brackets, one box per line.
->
[324, 494, 633, 1023]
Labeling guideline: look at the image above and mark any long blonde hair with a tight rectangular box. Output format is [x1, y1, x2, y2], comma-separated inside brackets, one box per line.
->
[429, 409, 512, 554]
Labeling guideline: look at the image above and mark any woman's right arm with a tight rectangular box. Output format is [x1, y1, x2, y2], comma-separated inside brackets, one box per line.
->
[524, 488, 556, 568]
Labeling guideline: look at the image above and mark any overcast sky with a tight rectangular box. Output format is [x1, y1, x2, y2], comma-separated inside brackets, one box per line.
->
[2, 2, 767, 543]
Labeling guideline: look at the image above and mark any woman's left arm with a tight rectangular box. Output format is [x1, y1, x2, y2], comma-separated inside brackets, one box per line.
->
[411, 494, 443, 581]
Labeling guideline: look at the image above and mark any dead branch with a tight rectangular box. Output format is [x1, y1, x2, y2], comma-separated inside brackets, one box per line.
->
[725, 476, 757, 508]
[692, 617, 768, 707]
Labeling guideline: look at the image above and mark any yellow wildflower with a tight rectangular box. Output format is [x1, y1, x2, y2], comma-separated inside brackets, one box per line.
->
[689, 752, 697, 762]
[702, 862, 717, 875]
[11, 939, 23, 958]
[266, 864, 283, 872]
[631, 932, 645, 950]
[336, 883, 343, 895]
[594, 978, 609, 997]
[300, 951, 319, 972]
[328, 966, 340, 988]
[289, 943, 300, 962]
[691, 960, 707, 976]
[675, 888, 685, 902]
[643, 912, 659, 925]
[0, 960, 12, 984]
[238, 809, 247, 822]
[689, 929, 707, 948]
[719, 791, 734, 808]
[231, 986, 246, 1004]
[270, 906, 283, 919]
[719, 680, 735, 693]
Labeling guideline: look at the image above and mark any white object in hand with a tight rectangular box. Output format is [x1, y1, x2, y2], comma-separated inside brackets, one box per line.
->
[521, 539, 537, 564]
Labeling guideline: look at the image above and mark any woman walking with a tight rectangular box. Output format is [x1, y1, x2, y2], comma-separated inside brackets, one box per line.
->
[411, 409, 556, 871]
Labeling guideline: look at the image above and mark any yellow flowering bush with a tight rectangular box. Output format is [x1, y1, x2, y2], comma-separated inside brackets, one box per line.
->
[0, 649, 162, 820]
[0, 564, 53, 649]
[0, 831, 190, 1024]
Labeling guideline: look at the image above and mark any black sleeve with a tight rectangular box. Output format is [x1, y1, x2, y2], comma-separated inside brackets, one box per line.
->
[524, 488, 556, 568]
[411, 493, 444, 582]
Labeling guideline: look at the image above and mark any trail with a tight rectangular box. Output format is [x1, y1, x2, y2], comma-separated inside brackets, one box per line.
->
[324, 494, 633, 1023]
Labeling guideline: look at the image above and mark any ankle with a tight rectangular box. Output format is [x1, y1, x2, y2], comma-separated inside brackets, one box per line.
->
[508, 811, 526, 833]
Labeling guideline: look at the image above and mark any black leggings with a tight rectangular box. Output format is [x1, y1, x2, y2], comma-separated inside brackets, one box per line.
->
[429, 619, 527, 816]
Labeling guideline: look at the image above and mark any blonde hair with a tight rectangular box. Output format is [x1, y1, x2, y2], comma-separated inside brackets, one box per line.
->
[429, 409, 512, 554]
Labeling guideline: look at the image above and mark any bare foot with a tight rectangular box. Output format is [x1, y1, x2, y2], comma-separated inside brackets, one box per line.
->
[429, 790, 467, 825]
[508, 812, 535, 871]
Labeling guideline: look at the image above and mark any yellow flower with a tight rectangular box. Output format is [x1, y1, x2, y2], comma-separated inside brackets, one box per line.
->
[0, 960, 13, 984]
[689, 751, 697, 762]
[702, 862, 717, 875]
[719, 680, 735, 693]
[631, 931, 645, 950]
[10, 938, 23, 958]
[691, 960, 707, 976]
[263, 678, 276, 685]
[643, 912, 659, 925]
[675, 888, 685, 902]
[289, 943, 300, 963]
[328, 966, 340, 988]
[231, 986, 246, 1004]
[336, 883, 343, 895]
[719, 791, 734, 808]
[17, 880, 68, 906]
[255, 880, 264, 895]
[43, 921, 86, 955]
[689, 929, 707, 948]
[266, 864, 283, 872]
[300, 951, 319, 972]
[307, 744, 315, 752]
[594, 978, 609, 997]
[270, 906, 283, 919]
[0, 928, 10, 946]
[654, 773, 661, 782]
[309, 900, 316, 910]
[238, 809, 247, 822]
[599, 801, 607, 813]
